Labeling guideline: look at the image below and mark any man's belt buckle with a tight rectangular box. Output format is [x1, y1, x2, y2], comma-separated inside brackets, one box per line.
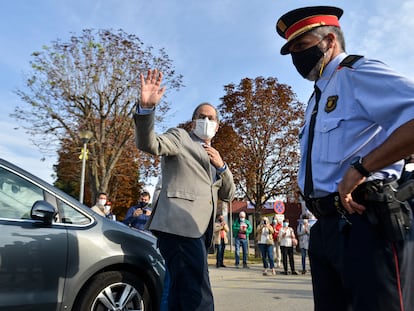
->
[309, 193, 342, 217]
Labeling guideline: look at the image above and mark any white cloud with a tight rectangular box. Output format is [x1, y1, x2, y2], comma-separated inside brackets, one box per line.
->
[345, 0, 414, 77]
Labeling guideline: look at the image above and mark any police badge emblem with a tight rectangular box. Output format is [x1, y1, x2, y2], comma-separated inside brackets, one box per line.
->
[325, 95, 338, 113]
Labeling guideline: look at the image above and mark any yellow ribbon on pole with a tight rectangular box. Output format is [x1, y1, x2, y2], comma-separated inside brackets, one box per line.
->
[79, 147, 89, 160]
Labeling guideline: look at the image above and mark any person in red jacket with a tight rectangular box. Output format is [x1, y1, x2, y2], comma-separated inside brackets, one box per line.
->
[272, 218, 283, 268]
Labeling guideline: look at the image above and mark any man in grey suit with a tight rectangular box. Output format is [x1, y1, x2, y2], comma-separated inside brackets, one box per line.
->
[134, 69, 235, 311]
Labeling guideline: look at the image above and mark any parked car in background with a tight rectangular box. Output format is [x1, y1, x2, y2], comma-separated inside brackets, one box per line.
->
[0, 158, 165, 311]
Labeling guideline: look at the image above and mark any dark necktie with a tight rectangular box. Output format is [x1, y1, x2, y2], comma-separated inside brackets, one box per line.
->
[210, 164, 217, 182]
[304, 85, 321, 198]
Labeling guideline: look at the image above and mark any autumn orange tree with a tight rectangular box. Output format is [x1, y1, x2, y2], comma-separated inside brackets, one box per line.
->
[12, 29, 183, 206]
[53, 128, 156, 218]
[216, 76, 304, 225]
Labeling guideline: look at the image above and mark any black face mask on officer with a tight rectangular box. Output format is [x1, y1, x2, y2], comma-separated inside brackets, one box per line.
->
[291, 42, 324, 79]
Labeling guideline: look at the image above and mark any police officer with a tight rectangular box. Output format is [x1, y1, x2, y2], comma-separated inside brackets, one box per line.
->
[276, 6, 414, 311]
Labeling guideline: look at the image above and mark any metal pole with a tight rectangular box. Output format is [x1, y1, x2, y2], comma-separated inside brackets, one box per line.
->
[229, 200, 233, 252]
[79, 142, 87, 204]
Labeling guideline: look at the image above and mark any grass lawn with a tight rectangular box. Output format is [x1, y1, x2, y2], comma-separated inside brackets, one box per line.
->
[207, 249, 263, 266]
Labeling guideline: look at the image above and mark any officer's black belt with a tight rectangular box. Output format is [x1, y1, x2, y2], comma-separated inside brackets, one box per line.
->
[305, 192, 347, 218]
[305, 182, 373, 218]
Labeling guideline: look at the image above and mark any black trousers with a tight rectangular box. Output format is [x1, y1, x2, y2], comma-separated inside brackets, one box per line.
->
[157, 232, 214, 311]
[309, 212, 414, 311]
[280, 245, 295, 273]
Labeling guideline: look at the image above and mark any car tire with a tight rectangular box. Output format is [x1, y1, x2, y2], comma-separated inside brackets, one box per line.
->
[73, 270, 152, 311]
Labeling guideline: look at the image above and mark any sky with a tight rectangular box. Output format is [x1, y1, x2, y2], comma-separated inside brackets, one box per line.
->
[1, 0, 414, 188]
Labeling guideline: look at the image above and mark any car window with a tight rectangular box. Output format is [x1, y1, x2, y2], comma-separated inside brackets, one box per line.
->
[0, 167, 44, 219]
[58, 199, 91, 225]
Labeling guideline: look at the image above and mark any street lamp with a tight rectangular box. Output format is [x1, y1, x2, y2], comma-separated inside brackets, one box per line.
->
[229, 200, 233, 252]
[79, 130, 93, 204]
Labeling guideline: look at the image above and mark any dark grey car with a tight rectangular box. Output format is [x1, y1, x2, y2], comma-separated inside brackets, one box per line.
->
[0, 158, 165, 310]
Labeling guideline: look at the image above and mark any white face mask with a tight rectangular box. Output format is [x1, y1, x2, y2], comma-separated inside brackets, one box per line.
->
[104, 205, 111, 214]
[193, 118, 217, 140]
[98, 199, 107, 206]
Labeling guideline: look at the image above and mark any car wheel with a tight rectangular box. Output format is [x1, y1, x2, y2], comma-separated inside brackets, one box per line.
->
[73, 270, 152, 311]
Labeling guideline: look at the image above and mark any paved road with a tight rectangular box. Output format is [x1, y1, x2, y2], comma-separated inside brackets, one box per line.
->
[209, 258, 314, 310]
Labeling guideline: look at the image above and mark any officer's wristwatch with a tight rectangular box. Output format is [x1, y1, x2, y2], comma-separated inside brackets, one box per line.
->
[350, 156, 372, 177]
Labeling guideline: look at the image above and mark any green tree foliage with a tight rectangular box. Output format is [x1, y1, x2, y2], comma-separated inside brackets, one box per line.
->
[215, 76, 304, 224]
[12, 29, 183, 203]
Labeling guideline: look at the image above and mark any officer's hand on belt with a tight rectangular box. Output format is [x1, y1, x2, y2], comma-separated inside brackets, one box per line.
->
[338, 167, 367, 214]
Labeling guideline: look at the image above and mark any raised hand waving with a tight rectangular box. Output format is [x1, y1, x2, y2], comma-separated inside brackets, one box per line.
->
[140, 69, 166, 109]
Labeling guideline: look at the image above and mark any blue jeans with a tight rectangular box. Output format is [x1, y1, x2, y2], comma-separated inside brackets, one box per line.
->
[160, 267, 170, 311]
[235, 237, 248, 265]
[301, 248, 308, 271]
[215, 239, 226, 266]
[258, 243, 275, 269]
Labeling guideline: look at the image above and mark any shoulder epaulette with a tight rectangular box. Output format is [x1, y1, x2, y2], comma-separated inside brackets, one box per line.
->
[338, 55, 363, 69]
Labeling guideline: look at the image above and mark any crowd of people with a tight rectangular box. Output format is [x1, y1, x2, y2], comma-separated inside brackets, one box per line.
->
[230, 212, 307, 277]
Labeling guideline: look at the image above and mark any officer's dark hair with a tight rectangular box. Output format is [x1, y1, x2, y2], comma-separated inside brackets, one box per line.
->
[310, 26, 346, 53]
[191, 102, 220, 122]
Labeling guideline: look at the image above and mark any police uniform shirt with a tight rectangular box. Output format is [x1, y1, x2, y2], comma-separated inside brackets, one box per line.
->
[299, 52, 414, 197]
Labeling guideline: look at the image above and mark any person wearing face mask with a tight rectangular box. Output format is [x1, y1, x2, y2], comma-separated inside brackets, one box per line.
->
[123, 191, 152, 230]
[91, 192, 108, 216]
[213, 214, 229, 268]
[297, 214, 310, 274]
[133, 69, 235, 311]
[276, 6, 414, 311]
[272, 218, 283, 268]
[232, 211, 253, 269]
[255, 216, 275, 276]
[278, 218, 297, 275]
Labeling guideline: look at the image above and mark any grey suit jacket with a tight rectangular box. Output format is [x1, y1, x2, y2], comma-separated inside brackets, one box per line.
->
[134, 112, 236, 239]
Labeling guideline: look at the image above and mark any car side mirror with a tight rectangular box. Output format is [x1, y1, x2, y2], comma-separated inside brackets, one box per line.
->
[31, 200, 57, 225]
